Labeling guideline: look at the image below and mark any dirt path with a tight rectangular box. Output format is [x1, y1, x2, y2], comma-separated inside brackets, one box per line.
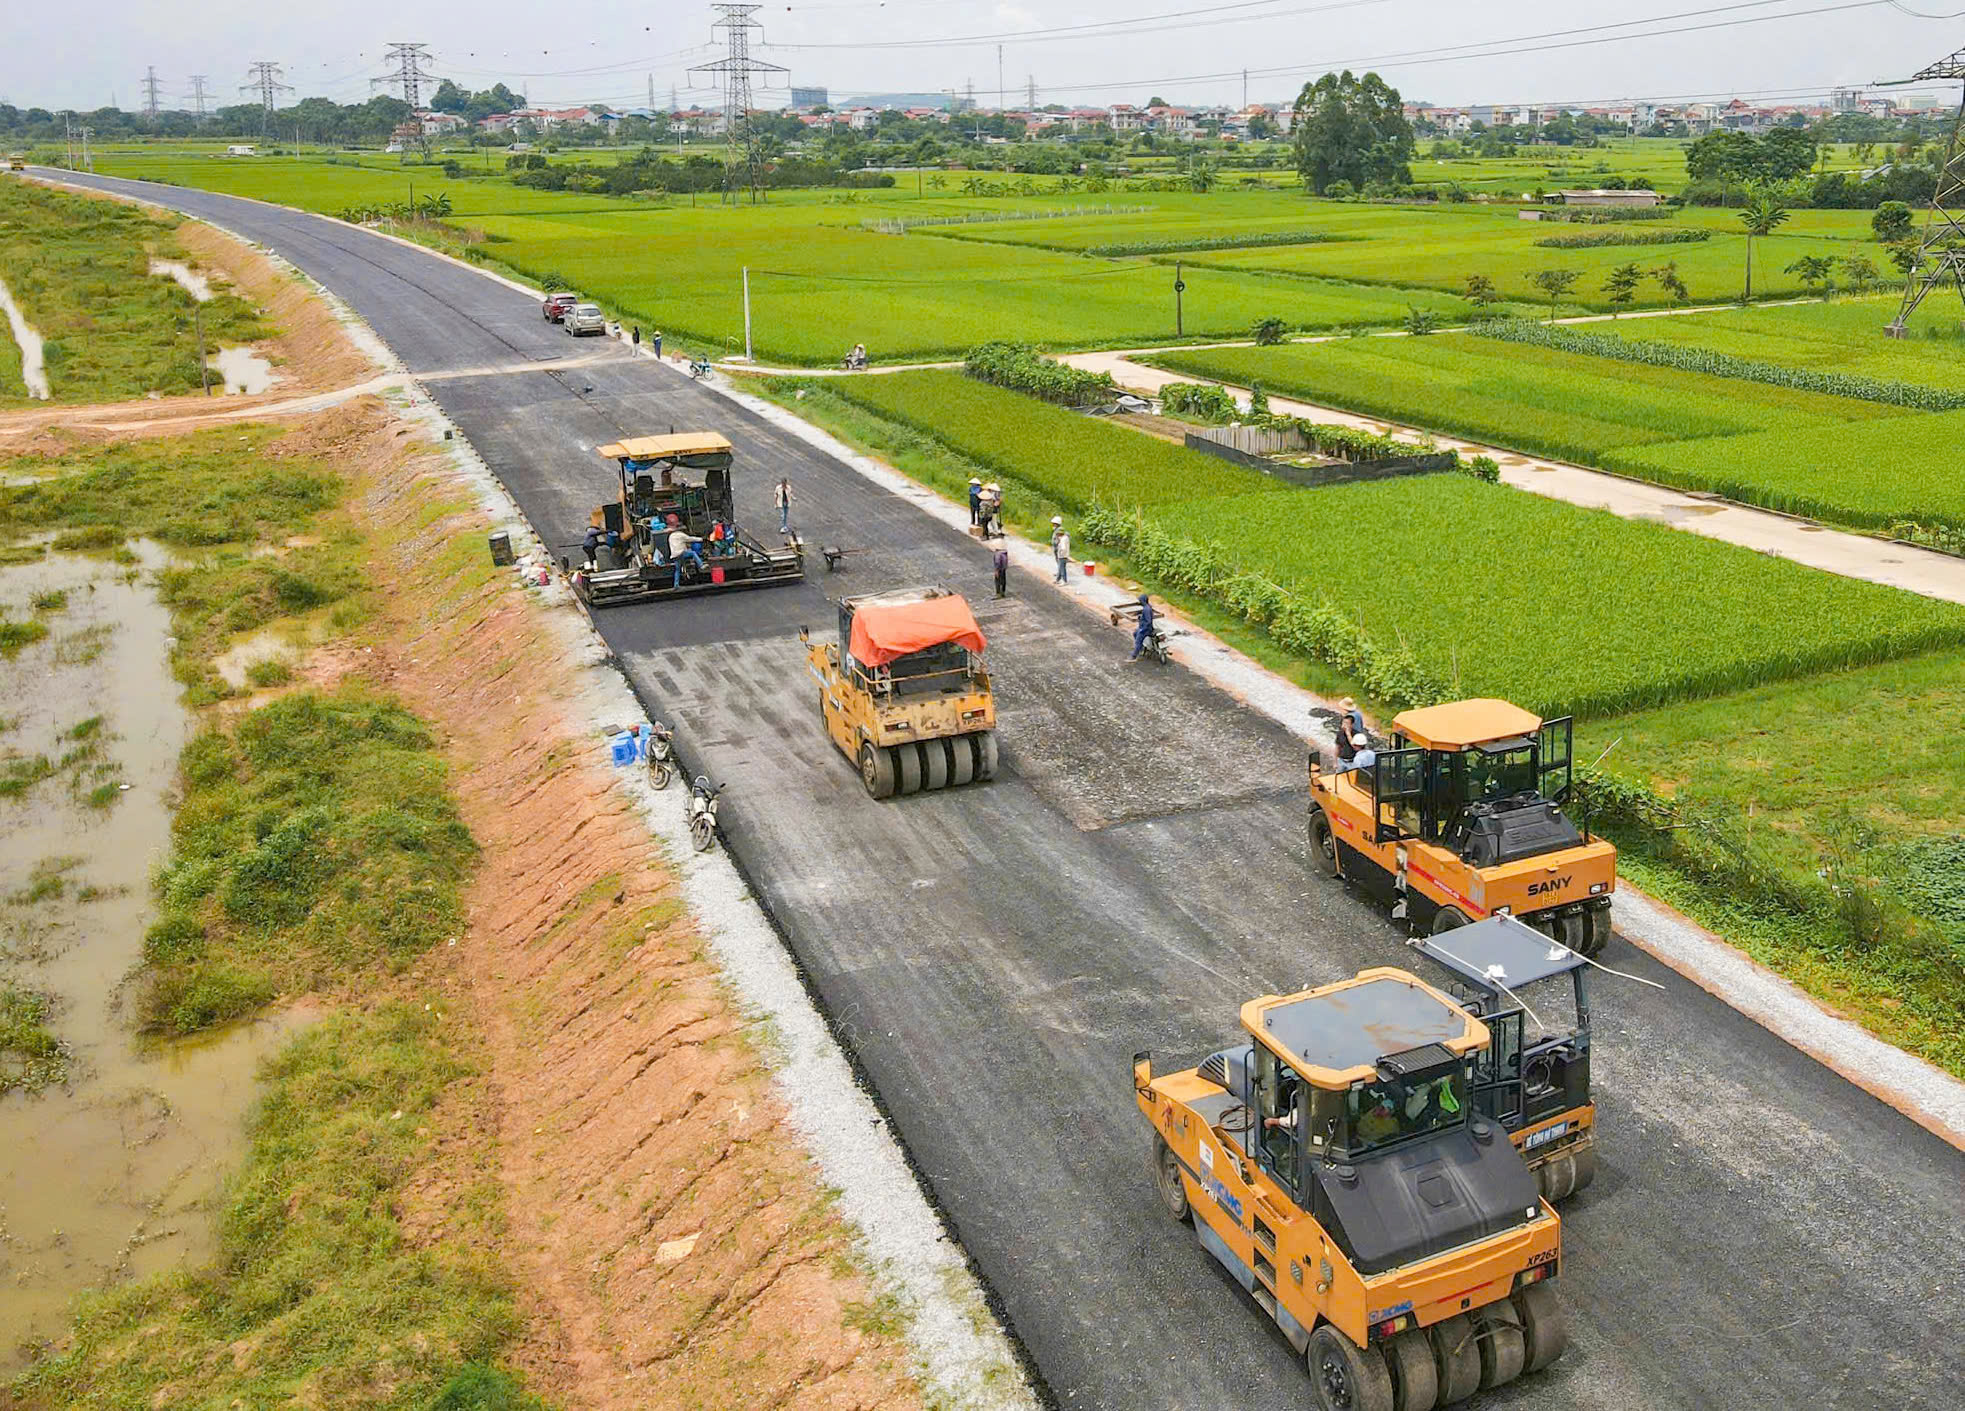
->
[1060, 349, 1965, 608]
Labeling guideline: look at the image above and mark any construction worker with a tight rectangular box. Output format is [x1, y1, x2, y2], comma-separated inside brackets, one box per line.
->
[993, 545, 1009, 598]
[1128, 593, 1157, 660]
[775, 476, 795, 533]
[582, 523, 604, 570]
[968, 477, 983, 526]
[1052, 517, 1071, 583]
[668, 523, 706, 587]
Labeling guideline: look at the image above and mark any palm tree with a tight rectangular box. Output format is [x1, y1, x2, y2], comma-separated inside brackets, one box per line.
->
[1738, 185, 1791, 302]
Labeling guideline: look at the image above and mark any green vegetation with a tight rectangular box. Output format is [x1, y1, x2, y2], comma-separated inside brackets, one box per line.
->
[828, 369, 1283, 509]
[1580, 653, 1965, 1071]
[0, 178, 267, 403]
[964, 342, 1116, 405]
[0, 427, 360, 701]
[0, 984, 65, 1093]
[1148, 334, 1903, 466]
[1532, 228, 1710, 249]
[143, 690, 474, 1034]
[1103, 477, 1965, 718]
[1473, 319, 1965, 410]
[15, 1004, 539, 1409]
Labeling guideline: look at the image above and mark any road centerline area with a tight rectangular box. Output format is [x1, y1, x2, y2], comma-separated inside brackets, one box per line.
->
[44, 172, 1965, 1411]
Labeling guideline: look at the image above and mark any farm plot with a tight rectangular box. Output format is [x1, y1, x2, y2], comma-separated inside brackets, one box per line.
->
[1605, 408, 1965, 537]
[827, 370, 1282, 509]
[467, 207, 1502, 363]
[1140, 477, 1965, 719]
[1173, 205, 1885, 311]
[1148, 333, 1905, 466]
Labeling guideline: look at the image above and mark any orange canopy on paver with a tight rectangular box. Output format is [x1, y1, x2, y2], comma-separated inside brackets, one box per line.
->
[850, 595, 986, 667]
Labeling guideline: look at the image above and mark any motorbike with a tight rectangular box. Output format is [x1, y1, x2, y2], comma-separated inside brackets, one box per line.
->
[1110, 600, 1173, 665]
[686, 775, 723, 853]
[645, 721, 677, 790]
[689, 356, 714, 381]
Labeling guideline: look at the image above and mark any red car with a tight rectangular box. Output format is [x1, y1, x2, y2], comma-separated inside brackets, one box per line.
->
[541, 292, 578, 322]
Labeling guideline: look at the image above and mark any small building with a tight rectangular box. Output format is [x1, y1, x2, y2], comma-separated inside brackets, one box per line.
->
[1553, 189, 1663, 209]
[223, 143, 256, 157]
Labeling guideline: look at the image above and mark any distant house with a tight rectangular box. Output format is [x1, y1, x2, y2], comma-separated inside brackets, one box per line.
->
[1553, 189, 1663, 208]
[223, 144, 256, 157]
[415, 110, 466, 134]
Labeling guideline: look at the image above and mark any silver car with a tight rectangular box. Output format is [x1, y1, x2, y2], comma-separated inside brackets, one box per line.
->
[565, 302, 606, 336]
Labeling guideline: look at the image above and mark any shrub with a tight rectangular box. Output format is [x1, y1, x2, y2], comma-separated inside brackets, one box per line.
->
[1533, 228, 1710, 249]
[1252, 316, 1289, 345]
[963, 342, 1116, 406]
[1159, 382, 1240, 423]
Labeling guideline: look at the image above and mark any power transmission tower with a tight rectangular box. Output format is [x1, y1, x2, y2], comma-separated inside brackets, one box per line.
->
[372, 43, 437, 109]
[241, 62, 292, 138]
[142, 66, 163, 117]
[1888, 44, 1965, 337]
[690, 5, 787, 204]
[188, 74, 211, 120]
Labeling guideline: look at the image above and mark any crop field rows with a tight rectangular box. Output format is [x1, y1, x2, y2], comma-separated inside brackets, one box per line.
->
[826, 370, 1965, 719]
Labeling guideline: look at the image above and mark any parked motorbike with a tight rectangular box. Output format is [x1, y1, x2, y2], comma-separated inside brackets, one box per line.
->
[689, 357, 714, 381]
[645, 720, 677, 790]
[687, 775, 723, 853]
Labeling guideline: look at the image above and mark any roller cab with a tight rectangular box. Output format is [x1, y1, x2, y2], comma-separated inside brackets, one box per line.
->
[1309, 699, 1617, 957]
[806, 586, 999, 798]
[1136, 968, 1567, 1411]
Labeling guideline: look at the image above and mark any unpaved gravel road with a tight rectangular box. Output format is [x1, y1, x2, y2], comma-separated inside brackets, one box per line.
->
[41, 170, 1965, 1411]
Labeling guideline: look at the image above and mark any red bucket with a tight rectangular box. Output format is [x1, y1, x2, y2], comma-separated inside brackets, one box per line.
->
[710, 565, 726, 585]
[1082, 561, 1097, 577]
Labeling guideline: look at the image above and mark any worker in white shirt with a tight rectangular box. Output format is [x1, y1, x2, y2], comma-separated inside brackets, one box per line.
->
[668, 522, 706, 587]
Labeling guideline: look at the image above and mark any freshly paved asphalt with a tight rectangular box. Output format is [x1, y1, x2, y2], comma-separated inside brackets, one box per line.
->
[47, 172, 1965, 1410]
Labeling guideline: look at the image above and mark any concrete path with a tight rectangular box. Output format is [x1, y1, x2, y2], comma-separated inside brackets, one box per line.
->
[1061, 350, 1965, 608]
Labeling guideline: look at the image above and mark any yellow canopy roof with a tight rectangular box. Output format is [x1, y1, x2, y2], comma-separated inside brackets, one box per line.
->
[597, 432, 733, 461]
[1242, 967, 1488, 1088]
[1392, 698, 1542, 751]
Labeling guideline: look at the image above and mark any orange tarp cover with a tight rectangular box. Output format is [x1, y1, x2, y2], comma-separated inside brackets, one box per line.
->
[850, 596, 986, 667]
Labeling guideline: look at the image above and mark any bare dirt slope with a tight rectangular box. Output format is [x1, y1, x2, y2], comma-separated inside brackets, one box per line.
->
[294, 398, 923, 1410]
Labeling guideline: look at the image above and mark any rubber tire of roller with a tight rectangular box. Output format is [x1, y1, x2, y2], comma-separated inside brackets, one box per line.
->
[1311, 810, 1342, 878]
[1513, 1281, 1569, 1375]
[921, 738, 951, 791]
[894, 743, 924, 795]
[1152, 1138, 1190, 1223]
[1432, 906, 1470, 935]
[1558, 910, 1589, 958]
[860, 741, 895, 800]
[1308, 1325, 1395, 1411]
[947, 735, 976, 787]
[973, 730, 1000, 782]
[1473, 1303, 1526, 1391]
[1586, 904, 1613, 957]
[1384, 1329, 1439, 1411]
[1428, 1315, 1482, 1405]
[1569, 1142, 1598, 1195]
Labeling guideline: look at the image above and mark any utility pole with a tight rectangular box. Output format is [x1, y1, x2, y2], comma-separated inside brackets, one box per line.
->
[998, 44, 1005, 114]
[241, 61, 292, 139]
[142, 66, 163, 118]
[64, 112, 75, 169]
[1174, 260, 1185, 337]
[1888, 43, 1965, 337]
[690, 4, 787, 205]
[80, 126, 93, 171]
[648, 74, 655, 111]
[1027, 75, 1038, 113]
[1243, 69, 1249, 111]
[188, 74, 210, 121]
[195, 305, 210, 396]
[742, 266, 753, 361]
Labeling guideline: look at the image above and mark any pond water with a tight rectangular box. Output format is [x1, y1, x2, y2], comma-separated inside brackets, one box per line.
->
[0, 545, 304, 1366]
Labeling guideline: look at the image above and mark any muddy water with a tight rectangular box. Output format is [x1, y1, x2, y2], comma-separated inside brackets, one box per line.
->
[0, 275, 50, 401]
[147, 259, 212, 302]
[209, 345, 273, 395]
[0, 546, 302, 1366]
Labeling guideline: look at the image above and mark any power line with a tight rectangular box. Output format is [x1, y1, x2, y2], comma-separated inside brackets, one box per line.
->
[241, 61, 293, 136]
[691, 4, 788, 204]
[371, 42, 438, 109]
[1024, 0, 1896, 100]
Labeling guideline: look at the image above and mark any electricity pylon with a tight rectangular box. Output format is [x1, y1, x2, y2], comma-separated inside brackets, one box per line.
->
[1887, 45, 1965, 337]
[690, 4, 786, 204]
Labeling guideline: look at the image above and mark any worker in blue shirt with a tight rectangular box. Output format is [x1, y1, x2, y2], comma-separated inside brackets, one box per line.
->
[1128, 594, 1157, 661]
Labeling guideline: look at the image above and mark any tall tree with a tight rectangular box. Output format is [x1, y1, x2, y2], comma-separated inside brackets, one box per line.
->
[1738, 184, 1791, 300]
[1529, 268, 1581, 322]
[1601, 262, 1642, 316]
[1291, 70, 1413, 195]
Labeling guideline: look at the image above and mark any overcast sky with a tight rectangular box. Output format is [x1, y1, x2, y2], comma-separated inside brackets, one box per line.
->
[7, 0, 1963, 115]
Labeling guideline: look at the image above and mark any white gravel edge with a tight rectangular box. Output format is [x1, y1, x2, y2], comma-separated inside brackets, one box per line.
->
[700, 368, 1965, 1155]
